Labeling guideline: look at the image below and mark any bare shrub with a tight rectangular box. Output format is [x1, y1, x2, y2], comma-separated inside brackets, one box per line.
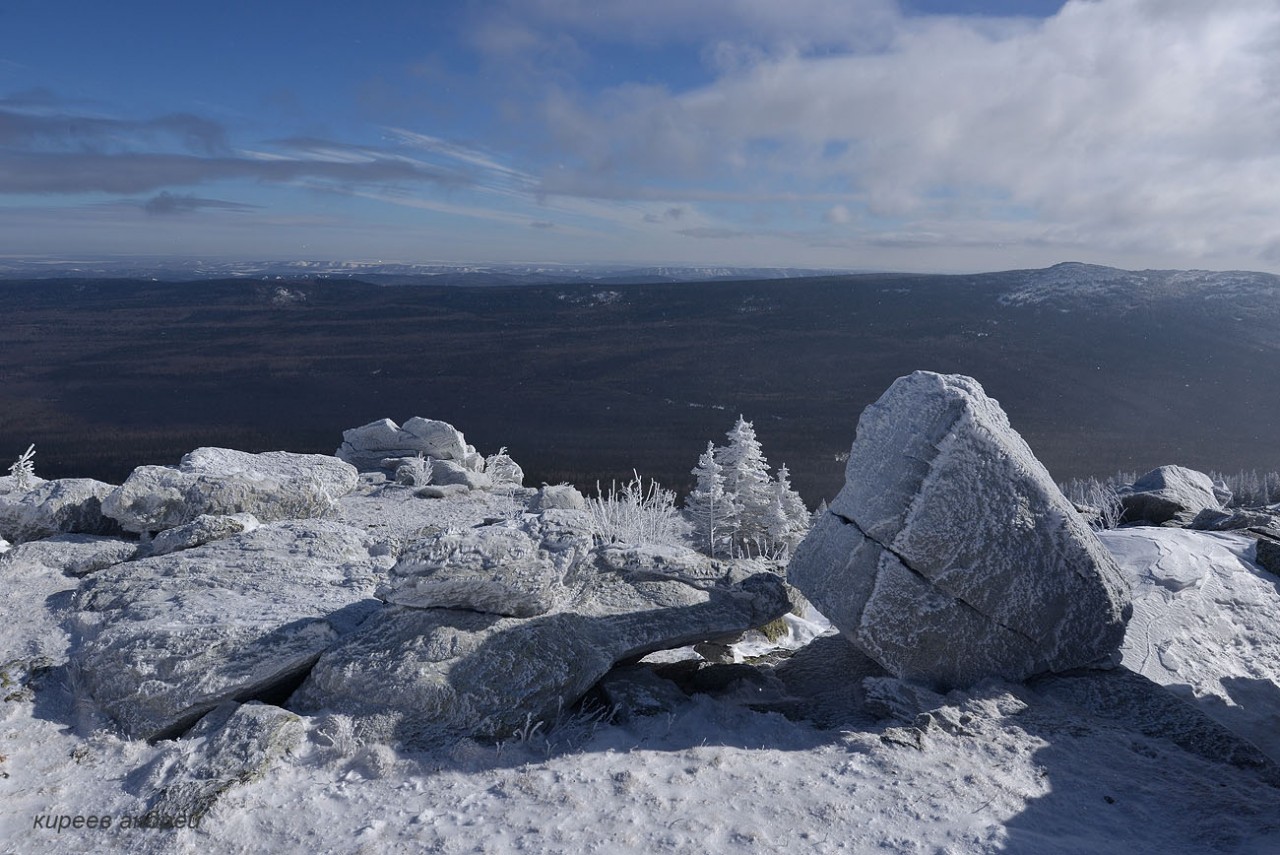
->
[587, 472, 685, 547]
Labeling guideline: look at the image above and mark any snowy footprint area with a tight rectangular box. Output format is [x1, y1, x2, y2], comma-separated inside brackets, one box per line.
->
[1102, 527, 1280, 762]
[5, 505, 1280, 853]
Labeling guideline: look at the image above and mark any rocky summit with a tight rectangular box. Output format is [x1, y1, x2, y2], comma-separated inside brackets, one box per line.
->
[788, 371, 1132, 689]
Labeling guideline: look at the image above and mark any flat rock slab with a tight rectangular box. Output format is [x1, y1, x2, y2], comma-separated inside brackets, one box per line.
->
[789, 371, 1131, 689]
[0, 534, 136, 577]
[290, 549, 789, 748]
[70, 521, 386, 740]
[103, 448, 358, 534]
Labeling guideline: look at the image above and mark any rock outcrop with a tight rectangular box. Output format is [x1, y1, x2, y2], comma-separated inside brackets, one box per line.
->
[0, 477, 120, 543]
[336, 417, 483, 472]
[1118, 465, 1223, 525]
[788, 371, 1131, 689]
[103, 448, 357, 534]
[70, 520, 387, 740]
[290, 530, 789, 748]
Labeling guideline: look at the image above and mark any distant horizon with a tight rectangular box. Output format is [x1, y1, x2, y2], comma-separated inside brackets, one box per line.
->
[1, 255, 1278, 282]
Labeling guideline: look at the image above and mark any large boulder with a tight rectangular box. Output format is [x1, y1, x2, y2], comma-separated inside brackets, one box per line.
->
[70, 520, 386, 740]
[788, 371, 1131, 689]
[1118, 465, 1223, 525]
[336, 417, 480, 472]
[290, 538, 789, 748]
[102, 448, 357, 534]
[0, 477, 120, 543]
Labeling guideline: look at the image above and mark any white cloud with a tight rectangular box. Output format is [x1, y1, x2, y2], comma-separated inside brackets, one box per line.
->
[517, 0, 1280, 269]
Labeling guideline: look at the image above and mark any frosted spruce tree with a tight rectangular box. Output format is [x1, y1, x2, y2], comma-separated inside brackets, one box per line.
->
[686, 441, 739, 558]
[763, 464, 810, 556]
[716, 416, 773, 548]
[684, 417, 811, 559]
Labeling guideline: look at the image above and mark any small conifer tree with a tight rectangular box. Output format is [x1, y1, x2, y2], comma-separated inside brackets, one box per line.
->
[686, 441, 738, 558]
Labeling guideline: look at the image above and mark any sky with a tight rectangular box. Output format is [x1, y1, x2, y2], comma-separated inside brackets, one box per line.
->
[2, 0, 1279, 273]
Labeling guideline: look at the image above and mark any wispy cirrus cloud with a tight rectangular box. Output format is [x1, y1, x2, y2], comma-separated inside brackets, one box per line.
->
[0, 98, 463, 198]
[142, 191, 261, 216]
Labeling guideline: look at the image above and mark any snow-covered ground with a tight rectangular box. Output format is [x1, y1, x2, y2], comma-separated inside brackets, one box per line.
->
[4, 495, 1280, 854]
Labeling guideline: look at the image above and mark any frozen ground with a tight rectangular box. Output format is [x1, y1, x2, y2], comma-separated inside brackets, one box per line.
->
[3, 490, 1280, 854]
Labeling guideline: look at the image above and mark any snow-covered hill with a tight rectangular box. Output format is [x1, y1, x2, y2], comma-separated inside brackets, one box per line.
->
[997, 261, 1280, 307]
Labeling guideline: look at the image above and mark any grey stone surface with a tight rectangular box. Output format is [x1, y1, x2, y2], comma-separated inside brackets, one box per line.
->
[1189, 508, 1275, 532]
[377, 525, 567, 617]
[1119, 465, 1223, 525]
[596, 665, 689, 721]
[103, 448, 357, 534]
[336, 417, 474, 471]
[142, 513, 260, 558]
[531, 485, 587, 511]
[429, 459, 493, 490]
[70, 520, 386, 740]
[1254, 534, 1280, 577]
[290, 545, 789, 748]
[134, 702, 305, 821]
[0, 478, 120, 543]
[0, 534, 136, 577]
[788, 371, 1131, 689]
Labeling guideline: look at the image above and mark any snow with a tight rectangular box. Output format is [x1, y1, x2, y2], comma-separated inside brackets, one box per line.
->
[1103, 527, 1280, 763]
[5, 485, 1280, 853]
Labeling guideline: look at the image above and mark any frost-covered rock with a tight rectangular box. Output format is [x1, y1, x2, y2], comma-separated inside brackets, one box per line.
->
[1189, 507, 1275, 532]
[135, 701, 304, 821]
[1118, 465, 1222, 525]
[428, 459, 492, 491]
[103, 448, 357, 533]
[531, 484, 587, 511]
[0, 534, 136, 577]
[484, 451, 524, 487]
[291, 544, 789, 748]
[789, 371, 1131, 689]
[377, 526, 566, 617]
[336, 417, 475, 471]
[70, 520, 385, 740]
[0, 477, 120, 543]
[141, 513, 261, 558]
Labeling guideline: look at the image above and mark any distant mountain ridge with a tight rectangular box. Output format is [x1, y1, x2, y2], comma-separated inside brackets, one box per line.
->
[997, 261, 1280, 306]
[0, 258, 854, 285]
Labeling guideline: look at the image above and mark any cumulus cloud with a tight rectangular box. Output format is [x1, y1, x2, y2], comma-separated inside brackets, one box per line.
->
[520, 0, 1280, 266]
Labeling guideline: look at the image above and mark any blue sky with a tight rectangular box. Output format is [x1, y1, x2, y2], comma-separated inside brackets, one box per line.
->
[2, 0, 1278, 272]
